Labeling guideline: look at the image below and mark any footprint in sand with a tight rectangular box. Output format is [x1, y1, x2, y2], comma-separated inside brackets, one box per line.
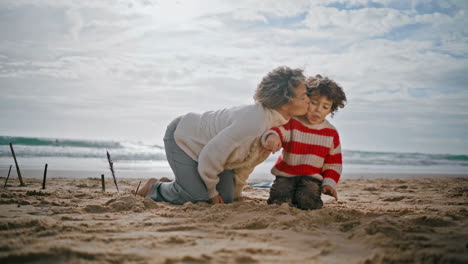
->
[26, 190, 49, 196]
[410, 216, 455, 227]
[156, 225, 197, 232]
[340, 220, 361, 232]
[232, 219, 270, 230]
[164, 235, 197, 245]
[382, 196, 407, 202]
[164, 255, 213, 264]
[83, 204, 111, 213]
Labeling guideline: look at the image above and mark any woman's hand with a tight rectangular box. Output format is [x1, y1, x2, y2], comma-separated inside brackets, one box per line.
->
[263, 133, 282, 154]
[322, 186, 338, 201]
[210, 195, 225, 204]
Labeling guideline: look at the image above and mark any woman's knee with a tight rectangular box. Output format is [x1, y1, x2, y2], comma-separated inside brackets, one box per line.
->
[217, 170, 235, 204]
[220, 191, 234, 204]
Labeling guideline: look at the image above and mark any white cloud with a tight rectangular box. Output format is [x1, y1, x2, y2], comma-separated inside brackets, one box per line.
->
[303, 7, 407, 36]
[66, 7, 84, 41]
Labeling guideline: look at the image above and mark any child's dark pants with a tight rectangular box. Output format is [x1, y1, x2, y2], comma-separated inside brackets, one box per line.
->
[267, 176, 323, 210]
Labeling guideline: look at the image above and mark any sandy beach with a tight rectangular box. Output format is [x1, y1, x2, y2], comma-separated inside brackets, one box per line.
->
[0, 175, 467, 264]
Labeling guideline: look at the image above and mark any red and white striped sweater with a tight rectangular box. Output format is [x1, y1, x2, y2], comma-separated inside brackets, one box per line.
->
[263, 116, 342, 190]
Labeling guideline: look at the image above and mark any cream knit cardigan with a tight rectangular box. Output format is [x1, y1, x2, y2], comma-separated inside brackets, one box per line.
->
[174, 104, 288, 199]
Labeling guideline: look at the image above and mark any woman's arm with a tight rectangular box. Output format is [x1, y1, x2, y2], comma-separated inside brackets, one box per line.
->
[197, 126, 240, 199]
[232, 167, 255, 200]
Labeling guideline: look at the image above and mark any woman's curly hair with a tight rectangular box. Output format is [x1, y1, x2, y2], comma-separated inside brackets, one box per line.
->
[254, 66, 305, 109]
[306, 74, 347, 117]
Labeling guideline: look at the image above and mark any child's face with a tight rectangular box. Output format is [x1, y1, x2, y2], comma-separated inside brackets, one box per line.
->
[305, 95, 333, 125]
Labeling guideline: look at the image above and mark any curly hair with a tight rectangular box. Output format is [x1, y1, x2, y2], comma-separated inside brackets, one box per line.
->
[254, 66, 305, 109]
[306, 74, 347, 117]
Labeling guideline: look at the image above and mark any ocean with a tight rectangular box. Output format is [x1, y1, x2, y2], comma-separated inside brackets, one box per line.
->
[1, 136, 467, 181]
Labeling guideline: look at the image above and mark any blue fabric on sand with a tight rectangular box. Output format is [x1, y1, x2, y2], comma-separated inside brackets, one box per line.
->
[250, 182, 273, 189]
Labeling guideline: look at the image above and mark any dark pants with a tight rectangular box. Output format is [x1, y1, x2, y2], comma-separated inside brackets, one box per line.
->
[267, 176, 323, 210]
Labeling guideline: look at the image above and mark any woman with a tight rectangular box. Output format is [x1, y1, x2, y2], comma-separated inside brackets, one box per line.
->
[137, 66, 310, 204]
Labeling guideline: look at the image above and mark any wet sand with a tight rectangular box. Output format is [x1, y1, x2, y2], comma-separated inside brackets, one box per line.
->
[0, 175, 467, 263]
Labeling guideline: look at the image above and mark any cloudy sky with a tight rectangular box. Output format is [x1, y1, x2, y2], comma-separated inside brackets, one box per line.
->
[1, 0, 467, 155]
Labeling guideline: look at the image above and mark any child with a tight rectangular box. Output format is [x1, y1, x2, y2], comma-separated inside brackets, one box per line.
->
[261, 75, 347, 210]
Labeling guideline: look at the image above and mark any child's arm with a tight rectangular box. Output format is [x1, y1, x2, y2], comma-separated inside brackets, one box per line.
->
[260, 121, 292, 153]
[261, 125, 287, 153]
[322, 132, 342, 200]
[262, 132, 281, 153]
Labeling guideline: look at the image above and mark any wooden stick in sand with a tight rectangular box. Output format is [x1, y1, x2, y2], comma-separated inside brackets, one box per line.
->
[106, 151, 119, 192]
[135, 181, 142, 196]
[101, 174, 105, 192]
[4, 165, 12, 188]
[42, 164, 48, 189]
[9, 143, 25, 186]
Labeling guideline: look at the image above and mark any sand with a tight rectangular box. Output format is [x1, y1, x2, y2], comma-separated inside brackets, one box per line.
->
[0, 175, 467, 264]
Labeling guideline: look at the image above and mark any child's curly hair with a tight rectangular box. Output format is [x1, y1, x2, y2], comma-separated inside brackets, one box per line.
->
[306, 75, 347, 117]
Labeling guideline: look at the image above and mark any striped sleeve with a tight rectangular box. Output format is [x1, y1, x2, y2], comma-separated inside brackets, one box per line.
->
[322, 131, 342, 190]
[260, 119, 293, 147]
[274, 120, 292, 144]
[260, 129, 278, 146]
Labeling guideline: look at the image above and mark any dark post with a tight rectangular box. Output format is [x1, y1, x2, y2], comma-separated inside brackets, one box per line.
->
[101, 174, 105, 192]
[9, 143, 25, 186]
[135, 180, 142, 196]
[106, 151, 119, 192]
[42, 164, 48, 189]
[4, 165, 12, 188]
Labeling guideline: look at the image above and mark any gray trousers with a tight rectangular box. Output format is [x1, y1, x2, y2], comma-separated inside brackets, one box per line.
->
[148, 116, 235, 205]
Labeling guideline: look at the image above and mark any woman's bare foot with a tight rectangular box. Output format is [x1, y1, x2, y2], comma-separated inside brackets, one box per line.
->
[160, 177, 172, 182]
[136, 178, 159, 197]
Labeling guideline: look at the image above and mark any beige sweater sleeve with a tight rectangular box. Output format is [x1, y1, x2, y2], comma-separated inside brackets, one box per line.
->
[233, 166, 255, 200]
[197, 125, 241, 198]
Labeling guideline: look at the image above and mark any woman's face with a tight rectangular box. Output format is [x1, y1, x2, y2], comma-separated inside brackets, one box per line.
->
[284, 82, 310, 117]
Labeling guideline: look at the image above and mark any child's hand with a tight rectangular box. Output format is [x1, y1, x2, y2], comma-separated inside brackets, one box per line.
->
[322, 185, 338, 201]
[263, 133, 281, 153]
